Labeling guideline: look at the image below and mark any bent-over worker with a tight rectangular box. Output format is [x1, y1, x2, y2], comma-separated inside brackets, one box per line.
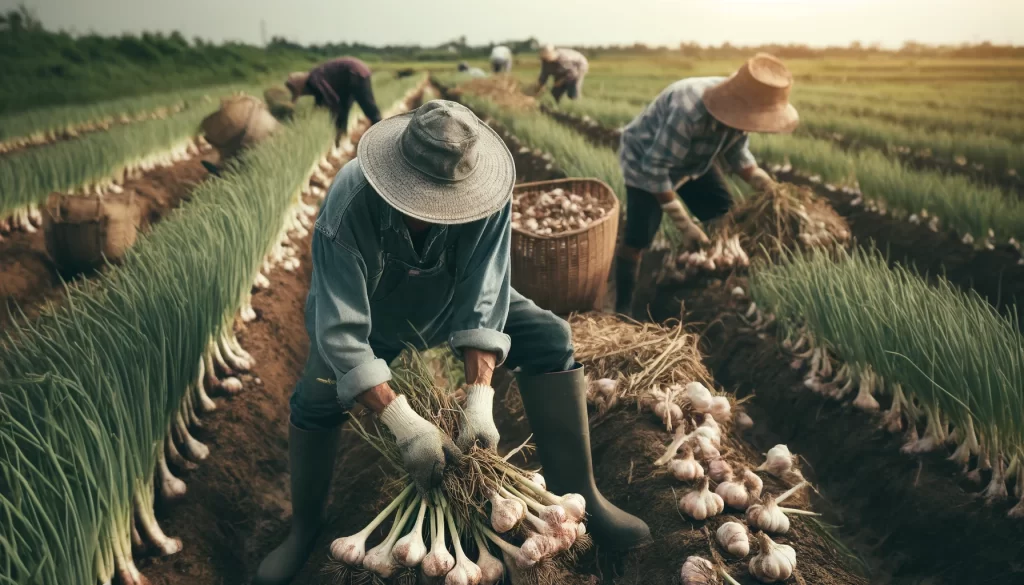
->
[457, 61, 487, 78]
[538, 44, 588, 102]
[490, 45, 513, 73]
[286, 57, 382, 139]
[614, 53, 799, 315]
[254, 100, 651, 585]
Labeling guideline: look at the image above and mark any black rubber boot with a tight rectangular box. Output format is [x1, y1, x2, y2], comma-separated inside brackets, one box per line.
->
[614, 255, 639, 315]
[254, 423, 340, 585]
[516, 365, 652, 552]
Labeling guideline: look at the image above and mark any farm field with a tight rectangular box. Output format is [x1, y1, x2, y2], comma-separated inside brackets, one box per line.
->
[3, 48, 1024, 585]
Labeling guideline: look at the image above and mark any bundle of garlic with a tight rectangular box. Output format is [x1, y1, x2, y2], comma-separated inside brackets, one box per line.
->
[0, 204, 43, 236]
[677, 235, 750, 273]
[511, 187, 609, 236]
[653, 413, 723, 467]
[332, 351, 591, 583]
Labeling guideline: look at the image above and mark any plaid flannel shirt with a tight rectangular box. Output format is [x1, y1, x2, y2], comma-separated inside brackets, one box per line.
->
[619, 77, 757, 194]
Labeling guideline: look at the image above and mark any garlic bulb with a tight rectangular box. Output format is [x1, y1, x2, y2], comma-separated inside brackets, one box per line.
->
[489, 491, 525, 533]
[392, 499, 428, 567]
[473, 531, 504, 585]
[746, 497, 790, 534]
[654, 400, 684, 427]
[716, 476, 751, 510]
[709, 458, 734, 483]
[749, 532, 797, 582]
[696, 416, 723, 447]
[743, 470, 764, 499]
[757, 444, 796, 476]
[530, 472, 547, 491]
[695, 435, 721, 461]
[716, 521, 750, 557]
[669, 445, 705, 481]
[709, 396, 732, 423]
[679, 477, 724, 520]
[735, 411, 754, 431]
[680, 556, 716, 585]
[686, 382, 714, 413]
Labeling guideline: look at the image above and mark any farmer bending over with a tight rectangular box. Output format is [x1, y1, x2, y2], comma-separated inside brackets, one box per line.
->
[254, 100, 651, 585]
[286, 57, 382, 141]
[490, 44, 513, 73]
[457, 60, 487, 78]
[615, 53, 799, 315]
[538, 44, 589, 102]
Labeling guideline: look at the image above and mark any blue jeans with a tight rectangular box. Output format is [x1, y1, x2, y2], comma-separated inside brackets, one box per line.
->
[290, 289, 575, 431]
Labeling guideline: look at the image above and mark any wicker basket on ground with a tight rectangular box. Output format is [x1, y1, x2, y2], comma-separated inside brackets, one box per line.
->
[43, 192, 139, 274]
[201, 94, 280, 162]
[511, 179, 619, 314]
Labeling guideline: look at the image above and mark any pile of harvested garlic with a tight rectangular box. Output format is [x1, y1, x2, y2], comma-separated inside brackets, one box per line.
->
[512, 188, 608, 236]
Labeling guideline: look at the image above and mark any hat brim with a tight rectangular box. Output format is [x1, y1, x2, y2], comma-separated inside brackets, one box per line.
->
[357, 111, 516, 225]
[703, 84, 799, 134]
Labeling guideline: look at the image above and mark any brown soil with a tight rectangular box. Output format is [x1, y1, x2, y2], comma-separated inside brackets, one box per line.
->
[0, 149, 210, 332]
[646, 273, 1024, 585]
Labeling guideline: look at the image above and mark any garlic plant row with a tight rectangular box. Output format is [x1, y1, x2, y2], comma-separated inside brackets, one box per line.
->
[742, 293, 1024, 519]
[0, 136, 207, 239]
[330, 471, 587, 584]
[0, 102, 187, 154]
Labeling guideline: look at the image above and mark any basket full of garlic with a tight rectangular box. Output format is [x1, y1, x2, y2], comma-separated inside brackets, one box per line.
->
[510, 179, 619, 314]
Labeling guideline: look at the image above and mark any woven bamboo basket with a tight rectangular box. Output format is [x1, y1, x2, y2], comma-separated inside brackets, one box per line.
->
[511, 178, 619, 314]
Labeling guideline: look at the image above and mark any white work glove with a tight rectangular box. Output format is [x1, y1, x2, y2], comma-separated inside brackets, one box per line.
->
[661, 199, 710, 251]
[380, 395, 462, 496]
[747, 167, 776, 192]
[456, 384, 500, 452]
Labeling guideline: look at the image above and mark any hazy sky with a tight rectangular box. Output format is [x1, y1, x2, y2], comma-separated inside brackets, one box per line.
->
[5, 0, 1022, 48]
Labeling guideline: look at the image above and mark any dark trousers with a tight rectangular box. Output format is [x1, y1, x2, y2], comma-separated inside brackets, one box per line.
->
[552, 77, 582, 102]
[289, 289, 575, 432]
[623, 165, 733, 250]
[318, 76, 383, 133]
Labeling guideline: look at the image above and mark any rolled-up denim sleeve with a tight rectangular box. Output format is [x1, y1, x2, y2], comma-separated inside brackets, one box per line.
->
[724, 134, 757, 173]
[447, 201, 512, 364]
[310, 230, 391, 408]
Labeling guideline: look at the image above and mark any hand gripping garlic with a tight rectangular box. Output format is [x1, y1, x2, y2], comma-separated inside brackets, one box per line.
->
[685, 382, 714, 413]
[669, 445, 705, 481]
[679, 477, 724, 520]
[717, 521, 750, 557]
[749, 532, 797, 583]
[680, 556, 716, 585]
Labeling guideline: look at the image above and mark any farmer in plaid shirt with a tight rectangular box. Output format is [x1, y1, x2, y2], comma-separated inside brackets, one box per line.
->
[615, 53, 800, 314]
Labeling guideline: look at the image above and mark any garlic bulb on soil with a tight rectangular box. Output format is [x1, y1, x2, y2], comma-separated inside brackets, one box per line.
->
[757, 445, 796, 476]
[686, 382, 714, 413]
[717, 521, 750, 557]
[680, 556, 716, 585]
[709, 396, 732, 422]
[679, 477, 724, 520]
[746, 497, 790, 534]
[749, 532, 797, 583]
[735, 411, 754, 430]
[709, 459, 734, 483]
[695, 435, 721, 461]
[743, 470, 764, 499]
[716, 473, 755, 510]
[669, 445, 705, 481]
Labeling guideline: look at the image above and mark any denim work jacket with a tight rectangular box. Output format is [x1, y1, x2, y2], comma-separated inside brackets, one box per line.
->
[306, 158, 512, 408]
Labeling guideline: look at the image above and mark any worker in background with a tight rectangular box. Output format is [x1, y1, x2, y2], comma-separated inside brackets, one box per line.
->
[286, 57, 382, 142]
[614, 53, 799, 315]
[490, 44, 513, 73]
[537, 44, 589, 102]
[253, 100, 651, 585]
[457, 60, 487, 78]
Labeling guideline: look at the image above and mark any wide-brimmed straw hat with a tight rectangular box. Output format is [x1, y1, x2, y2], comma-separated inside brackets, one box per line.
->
[358, 100, 515, 225]
[702, 53, 799, 134]
[539, 44, 557, 62]
[285, 71, 310, 99]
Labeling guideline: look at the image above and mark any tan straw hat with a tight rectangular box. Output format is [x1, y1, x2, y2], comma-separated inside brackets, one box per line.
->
[285, 71, 310, 99]
[702, 53, 799, 133]
[358, 100, 515, 225]
[539, 44, 557, 62]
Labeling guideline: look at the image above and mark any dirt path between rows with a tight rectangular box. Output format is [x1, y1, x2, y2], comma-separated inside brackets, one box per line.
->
[0, 147, 210, 332]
